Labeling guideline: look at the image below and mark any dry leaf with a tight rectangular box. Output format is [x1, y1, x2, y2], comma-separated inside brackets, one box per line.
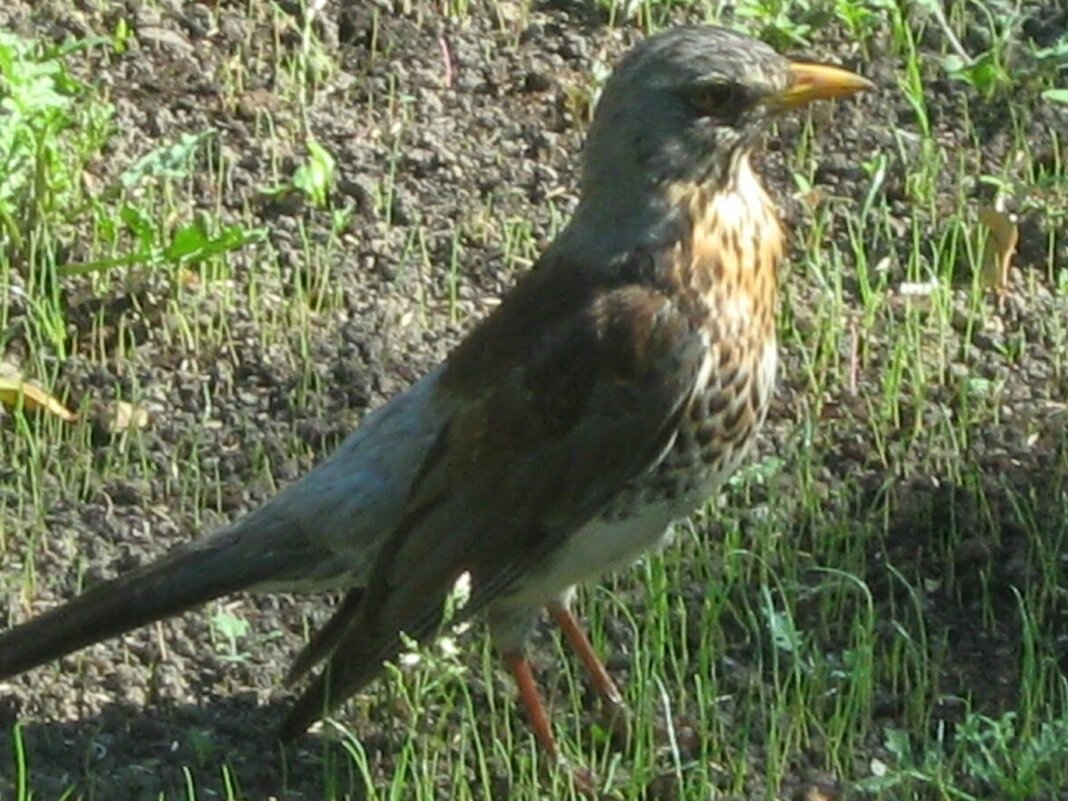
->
[978, 203, 1019, 293]
[0, 376, 76, 422]
[793, 186, 826, 210]
[795, 781, 841, 801]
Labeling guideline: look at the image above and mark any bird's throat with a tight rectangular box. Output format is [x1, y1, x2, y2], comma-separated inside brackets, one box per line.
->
[665, 153, 783, 340]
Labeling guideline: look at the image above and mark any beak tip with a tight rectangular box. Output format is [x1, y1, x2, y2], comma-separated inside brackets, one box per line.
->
[779, 62, 876, 108]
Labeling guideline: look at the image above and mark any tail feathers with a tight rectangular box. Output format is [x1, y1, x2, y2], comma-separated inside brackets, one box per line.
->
[0, 526, 288, 680]
[279, 596, 446, 740]
[279, 643, 390, 742]
[284, 588, 364, 686]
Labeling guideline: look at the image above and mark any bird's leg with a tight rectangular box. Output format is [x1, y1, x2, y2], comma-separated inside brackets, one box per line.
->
[504, 652, 559, 760]
[548, 602, 632, 752]
[547, 603, 625, 714]
[504, 651, 604, 797]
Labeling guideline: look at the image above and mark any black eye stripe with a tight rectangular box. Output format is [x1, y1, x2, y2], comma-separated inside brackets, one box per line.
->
[685, 82, 756, 119]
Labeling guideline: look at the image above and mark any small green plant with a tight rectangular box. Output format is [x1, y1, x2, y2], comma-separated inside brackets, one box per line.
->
[733, 0, 814, 49]
[833, 0, 894, 41]
[292, 136, 336, 208]
[1031, 35, 1068, 91]
[956, 712, 1068, 799]
[0, 30, 112, 258]
[116, 130, 213, 191]
[933, 0, 1067, 99]
[60, 209, 265, 279]
[211, 610, 251, 662]
[0, 33, 265, 361]
[858, 712, 1068, 799]
[942, 50, 1013, 97]
[261, 136, 338, 209]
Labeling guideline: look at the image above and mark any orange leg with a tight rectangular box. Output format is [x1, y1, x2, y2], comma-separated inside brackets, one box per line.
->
[504, 651, 602, 797]
[548, 603, 625, 712]
[504, 652, 559, 760]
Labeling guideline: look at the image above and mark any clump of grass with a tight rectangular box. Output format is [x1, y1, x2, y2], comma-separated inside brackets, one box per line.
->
[0, 31, 113, 262]
[0, 31, 264, 362]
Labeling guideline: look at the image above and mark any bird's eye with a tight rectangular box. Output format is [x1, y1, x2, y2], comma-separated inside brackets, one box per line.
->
[686, 82, 752, 121]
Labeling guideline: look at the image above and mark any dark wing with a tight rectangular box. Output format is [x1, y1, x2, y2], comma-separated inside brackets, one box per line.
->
[280, 265, 708, 738]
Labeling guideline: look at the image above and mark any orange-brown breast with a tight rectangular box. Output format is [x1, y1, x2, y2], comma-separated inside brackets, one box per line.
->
[605, 154, 784, 517]
[667, 154, 783, 340]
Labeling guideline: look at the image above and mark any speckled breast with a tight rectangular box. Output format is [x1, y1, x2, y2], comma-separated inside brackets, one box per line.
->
[602, 155, 783, 523]
[603, 332, 777, 521]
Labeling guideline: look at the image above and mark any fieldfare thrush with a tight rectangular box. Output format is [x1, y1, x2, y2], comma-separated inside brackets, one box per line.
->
[0, 24, 872, 775]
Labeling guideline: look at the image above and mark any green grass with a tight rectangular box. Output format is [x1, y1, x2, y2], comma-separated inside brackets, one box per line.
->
[0, 0, 1066, 799]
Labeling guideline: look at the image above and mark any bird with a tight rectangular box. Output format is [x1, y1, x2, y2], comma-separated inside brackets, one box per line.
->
[0, 24, 871, 780]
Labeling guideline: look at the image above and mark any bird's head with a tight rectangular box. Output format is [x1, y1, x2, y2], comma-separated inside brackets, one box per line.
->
[579, 26, 873, 201]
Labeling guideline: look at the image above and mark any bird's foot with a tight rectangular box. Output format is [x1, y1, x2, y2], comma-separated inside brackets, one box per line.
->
[652, 710, 702, 758]
[564, 761, 621, 801]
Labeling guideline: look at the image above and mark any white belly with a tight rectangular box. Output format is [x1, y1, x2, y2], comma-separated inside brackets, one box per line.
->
[498, 460, 740, 609]
[522, 502, 679, 602]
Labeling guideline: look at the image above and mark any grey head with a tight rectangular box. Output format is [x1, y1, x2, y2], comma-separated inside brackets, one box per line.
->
[581, 26, 793, 196]
[561, 25, 873, 259]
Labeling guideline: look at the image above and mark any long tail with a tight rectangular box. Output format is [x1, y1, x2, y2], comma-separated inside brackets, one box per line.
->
[0, 522, 298, 680]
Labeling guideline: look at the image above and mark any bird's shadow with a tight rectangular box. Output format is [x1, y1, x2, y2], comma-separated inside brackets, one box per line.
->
[0, 696, 361, 801]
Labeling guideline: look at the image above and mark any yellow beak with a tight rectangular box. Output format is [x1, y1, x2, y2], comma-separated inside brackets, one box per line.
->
[771, 62, 875, 110]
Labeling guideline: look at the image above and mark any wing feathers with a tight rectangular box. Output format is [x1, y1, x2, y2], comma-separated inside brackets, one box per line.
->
[281, 260, 710, 737]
